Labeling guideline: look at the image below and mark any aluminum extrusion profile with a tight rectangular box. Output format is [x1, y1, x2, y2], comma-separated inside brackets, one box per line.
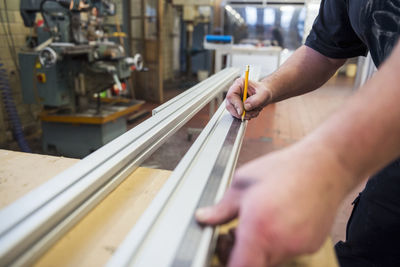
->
[152, 72, 226, 116]
[154, 65, 261, 116]
[108, 66, 261, 267]
[0, 68, 239, 267]
[107, 102, 248, 267]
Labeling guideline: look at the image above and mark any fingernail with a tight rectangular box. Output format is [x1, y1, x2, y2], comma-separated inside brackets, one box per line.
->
[244, 103, 251, 110]
[195, 207, 211, 221]
[236, 108, 241, 115]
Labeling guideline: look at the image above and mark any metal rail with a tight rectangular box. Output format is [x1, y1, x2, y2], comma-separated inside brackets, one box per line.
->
[108, 66, 261, 267]
[152, 70, 231, 116]
[0, 68, 239, 267]
[107, 103, 247, 267]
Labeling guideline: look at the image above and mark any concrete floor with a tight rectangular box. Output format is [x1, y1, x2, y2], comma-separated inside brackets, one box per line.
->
[139, 74, 368, 245]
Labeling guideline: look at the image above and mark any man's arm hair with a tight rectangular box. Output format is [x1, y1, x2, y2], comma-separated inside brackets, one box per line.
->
[264, 45, 346, 103]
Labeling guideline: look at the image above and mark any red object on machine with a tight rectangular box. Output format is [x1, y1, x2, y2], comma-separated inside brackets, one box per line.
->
[112, 82, 127, 95]
[36, 20, 44, 27]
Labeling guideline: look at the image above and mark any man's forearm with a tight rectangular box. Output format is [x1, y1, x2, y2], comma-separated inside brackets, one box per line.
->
[295, 42, 400, 194]
[264, 45, 346, 103]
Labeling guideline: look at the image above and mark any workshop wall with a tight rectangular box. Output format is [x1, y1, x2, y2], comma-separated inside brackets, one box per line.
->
[0, 1, 41, 149]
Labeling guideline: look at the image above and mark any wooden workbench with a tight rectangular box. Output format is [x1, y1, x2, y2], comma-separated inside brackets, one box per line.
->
[0, 150, 338, 267]
[0, 149, 171, 266]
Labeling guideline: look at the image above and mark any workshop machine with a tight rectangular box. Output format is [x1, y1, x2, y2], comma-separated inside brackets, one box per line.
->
[18, 0, 144, 158]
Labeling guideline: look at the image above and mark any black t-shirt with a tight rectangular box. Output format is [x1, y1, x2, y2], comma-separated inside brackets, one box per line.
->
[305, 0, 400, 67]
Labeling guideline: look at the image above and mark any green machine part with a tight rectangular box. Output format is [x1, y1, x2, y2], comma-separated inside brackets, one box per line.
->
[42, 117, 127, 158]
[19, 52, 74, 107]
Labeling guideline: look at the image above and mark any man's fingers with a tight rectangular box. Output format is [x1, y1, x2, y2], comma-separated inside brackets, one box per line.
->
[233, 77, 245, 93]
[226, 94, 245, 117]
[196, 189, 240, 225]
[226, 78, 246, 117]
[228, 223, 269, 267]
[226, 78, 269, 119]
[226, 99, 241, 119]
[244, 85, 271, 111]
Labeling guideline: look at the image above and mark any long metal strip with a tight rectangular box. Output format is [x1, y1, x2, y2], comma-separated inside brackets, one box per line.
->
[172, 118, 243, 267]
[107, 102, 248, 267]
[0, 68, 239, 267]
[152, 71, 226, 116]
[108, 67, 261, 267]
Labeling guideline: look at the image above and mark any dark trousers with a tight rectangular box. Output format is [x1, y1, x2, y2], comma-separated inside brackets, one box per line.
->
[335, 159, 400, 267]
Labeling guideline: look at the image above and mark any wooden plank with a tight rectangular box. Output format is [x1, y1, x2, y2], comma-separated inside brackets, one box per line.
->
[0, 150, 170, 266]
[0, 150, 79, 209]
[1, 149, 338, 267]
[34, 167, 171, 267]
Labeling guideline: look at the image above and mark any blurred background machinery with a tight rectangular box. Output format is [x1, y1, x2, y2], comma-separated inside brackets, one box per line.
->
[172, 0, 214, 77]
[18, 0, 144, 157]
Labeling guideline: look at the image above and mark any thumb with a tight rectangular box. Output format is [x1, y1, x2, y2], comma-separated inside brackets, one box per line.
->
[196, 189, 240, 225]
[244, 84, 271, 111]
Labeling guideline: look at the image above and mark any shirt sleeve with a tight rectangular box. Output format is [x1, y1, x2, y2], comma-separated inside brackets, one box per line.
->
[305, 0, 368, 59]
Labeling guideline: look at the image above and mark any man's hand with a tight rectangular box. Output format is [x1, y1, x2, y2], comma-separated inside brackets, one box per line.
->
[226, 78, 272, 120]
[225, 46, 345, 121]
[206, 42, 400, 267]
[196, 146, 352, 267]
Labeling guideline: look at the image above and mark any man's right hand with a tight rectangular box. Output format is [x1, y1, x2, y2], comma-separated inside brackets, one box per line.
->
[196, 146, 350, 267]
[226, 77, 272, 120]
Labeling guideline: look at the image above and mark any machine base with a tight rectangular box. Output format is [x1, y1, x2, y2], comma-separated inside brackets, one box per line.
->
[42, 117, 126, 158]
[41, 100, 144, 158]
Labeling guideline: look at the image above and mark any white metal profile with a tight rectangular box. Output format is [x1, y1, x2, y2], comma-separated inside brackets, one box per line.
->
[107, 103, 247, 267]
[0, 68, 239, 267]
[108, 67, 261, 267]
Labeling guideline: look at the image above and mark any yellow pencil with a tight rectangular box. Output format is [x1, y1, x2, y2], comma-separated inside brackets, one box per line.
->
[241, 65, 250, 121]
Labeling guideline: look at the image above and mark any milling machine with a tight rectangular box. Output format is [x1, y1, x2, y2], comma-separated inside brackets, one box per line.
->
[19, 0, 144, 158]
